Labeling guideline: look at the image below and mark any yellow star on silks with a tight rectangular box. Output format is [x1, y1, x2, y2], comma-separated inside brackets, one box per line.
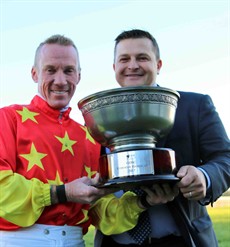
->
[76, 209, 89, 224]
[80, 126, 95, 144]
[16, 107, 39, 123]
[47, 171, 63, 185]
[85, 165, 97, 178]
[20, 143, 47, 171]
[55, 131, 77, 155]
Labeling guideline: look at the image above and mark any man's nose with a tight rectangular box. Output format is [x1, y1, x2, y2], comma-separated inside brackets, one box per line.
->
[54, 71, 67, 85]
[128, 59, 139, 69]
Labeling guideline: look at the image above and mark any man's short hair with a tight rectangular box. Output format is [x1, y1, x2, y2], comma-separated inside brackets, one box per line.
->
[34, 34, 79, 68]
[114, 29, 160, 60]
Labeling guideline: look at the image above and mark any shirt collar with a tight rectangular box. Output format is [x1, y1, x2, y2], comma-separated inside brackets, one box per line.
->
[36, 92, 70, 112]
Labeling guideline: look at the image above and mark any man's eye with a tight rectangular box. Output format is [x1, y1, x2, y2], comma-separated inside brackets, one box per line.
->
[47, 68, 55, 73]
[65, 68, 74, 74]
[139, 56, 148, 61]
[120, 58, 128, 62]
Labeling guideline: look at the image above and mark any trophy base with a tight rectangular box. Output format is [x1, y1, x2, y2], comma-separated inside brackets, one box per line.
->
[95, 174, 180, 190]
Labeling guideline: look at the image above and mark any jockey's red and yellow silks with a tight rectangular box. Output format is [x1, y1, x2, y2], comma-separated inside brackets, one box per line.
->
[0, 96, 100, 234]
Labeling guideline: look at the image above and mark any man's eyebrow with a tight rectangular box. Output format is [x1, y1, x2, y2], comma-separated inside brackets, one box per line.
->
[65, 65, 77, 70]
[137, 53, 150, 57]
[118, 52, 149, 57]
[43, 64, 55, 69]
[118, 54, 129, 58]
[66, 65, 76, 68]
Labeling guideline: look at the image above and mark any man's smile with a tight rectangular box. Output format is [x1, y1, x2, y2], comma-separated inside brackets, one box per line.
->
[50, 90, 69, 94]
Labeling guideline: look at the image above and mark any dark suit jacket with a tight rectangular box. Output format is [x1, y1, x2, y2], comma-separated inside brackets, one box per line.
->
[96, 91, 230, 247]
[156, 91, 230, 246]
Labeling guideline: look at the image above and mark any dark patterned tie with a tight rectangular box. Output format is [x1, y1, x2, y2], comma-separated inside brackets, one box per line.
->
[127, 189, 152, 245]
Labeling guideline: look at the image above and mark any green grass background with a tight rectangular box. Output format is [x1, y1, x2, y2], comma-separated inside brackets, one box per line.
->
[83, 203, 230, 247]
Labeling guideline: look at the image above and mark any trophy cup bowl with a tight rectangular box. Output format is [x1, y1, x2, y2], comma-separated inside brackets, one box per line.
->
[78, 86, 180, 189]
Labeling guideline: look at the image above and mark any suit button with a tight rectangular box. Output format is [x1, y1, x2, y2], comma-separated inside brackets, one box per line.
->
[44, 229, 49, 234]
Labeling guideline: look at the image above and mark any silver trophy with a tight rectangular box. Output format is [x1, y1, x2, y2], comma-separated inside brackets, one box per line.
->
[78, 86, 180, 189]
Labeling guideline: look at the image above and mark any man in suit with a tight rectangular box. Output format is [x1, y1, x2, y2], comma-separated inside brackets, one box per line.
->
[89, 29, 230, 247]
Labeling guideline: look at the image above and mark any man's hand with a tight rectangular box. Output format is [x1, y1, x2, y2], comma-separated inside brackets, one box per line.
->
[176, 165, 207, 200]
[65, 173, 116, 204]
[139, 183, 179, 208]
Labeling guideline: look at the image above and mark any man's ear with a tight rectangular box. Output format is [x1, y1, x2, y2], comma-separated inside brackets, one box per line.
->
[77, 72, 81, 85]
[157, 59, 162, 73]
[31, 67, 38, 83]
[113, 63, 115, 71]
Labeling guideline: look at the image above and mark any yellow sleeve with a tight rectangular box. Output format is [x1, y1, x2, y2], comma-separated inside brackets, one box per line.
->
[0, 170, 51, 227]
[89, 191, 145, 235]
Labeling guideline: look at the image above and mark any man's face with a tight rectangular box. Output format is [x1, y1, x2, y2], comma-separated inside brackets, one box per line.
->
[31, 44, 81, 110]
[113, 38, 162, 87]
